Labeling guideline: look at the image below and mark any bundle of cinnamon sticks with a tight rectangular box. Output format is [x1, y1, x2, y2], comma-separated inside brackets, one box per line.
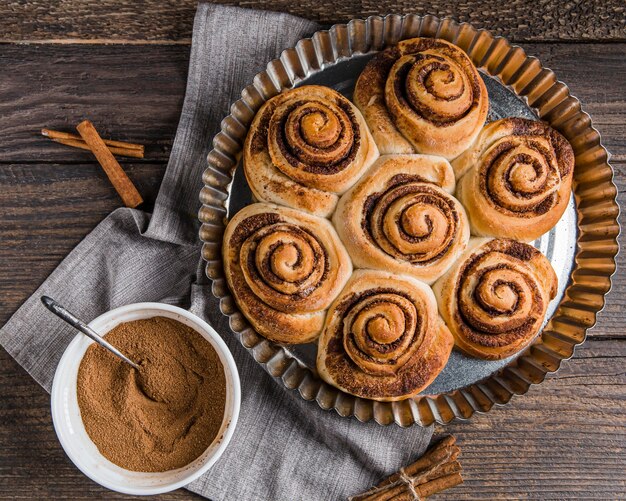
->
[350, 436, 463, 501]
[42, 121, 144, 208]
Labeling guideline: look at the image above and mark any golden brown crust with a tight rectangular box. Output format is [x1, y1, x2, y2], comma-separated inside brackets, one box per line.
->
[333, 155, 469, 284]
[316, 269, 453, 401]
[222, 203, 352, 344]
[432, 238, 558, 360]
[244, 85, 378, 218]
[452, 117, 575, 241]
[354, 38, 488, 160]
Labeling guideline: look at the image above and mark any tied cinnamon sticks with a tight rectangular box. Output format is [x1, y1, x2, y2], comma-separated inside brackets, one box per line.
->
[349, 436, 463, 501]
[42, 122, 144, 208]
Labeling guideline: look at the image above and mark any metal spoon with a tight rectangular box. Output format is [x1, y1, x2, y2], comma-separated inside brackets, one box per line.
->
[41, 296, 141, 371]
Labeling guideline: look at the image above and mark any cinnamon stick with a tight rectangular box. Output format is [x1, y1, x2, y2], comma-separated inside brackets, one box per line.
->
[364, 460, 462, 501]
[387, 473, 464, 501]
[350, 436, 463, 501]
[50, 137, 144, 159]
[414, 472, 463, 499]
[378, 437, 458, 489]
[42, 128, 144, 154]
[75, 120, 143, 208]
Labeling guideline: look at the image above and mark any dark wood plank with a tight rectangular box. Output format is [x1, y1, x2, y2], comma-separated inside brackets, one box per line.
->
[0, 162, 167, 326]
[441, 338, 626, 499]
[0, 45, 190, 164]
[1, 339, 623, 499]
[1, 43, 624, 165]
[1, 42, 624, 337]
[0, 348, 201, 500]
[0, 31, 623, 501]
[1, 0, 625, 43]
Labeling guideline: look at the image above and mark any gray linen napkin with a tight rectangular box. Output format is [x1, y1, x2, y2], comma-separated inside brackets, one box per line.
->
[0, 4, 433, 500]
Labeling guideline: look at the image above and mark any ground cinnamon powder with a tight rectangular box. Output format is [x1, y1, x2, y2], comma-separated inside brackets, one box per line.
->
[77, 316, 227, 472]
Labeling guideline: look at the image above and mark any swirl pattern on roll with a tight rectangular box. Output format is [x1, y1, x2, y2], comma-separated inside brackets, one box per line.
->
[317, 270, 453, 401]
[452, 117, 575, 241]
[433, 238, 558, 360]
[223, 203, 352, 344]
[244, 85, 379, 218]
[333, 155, 469, 284]
[354, 38, 488, 160]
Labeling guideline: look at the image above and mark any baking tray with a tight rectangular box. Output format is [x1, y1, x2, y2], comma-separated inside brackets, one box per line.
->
[199, 14, 619, 426]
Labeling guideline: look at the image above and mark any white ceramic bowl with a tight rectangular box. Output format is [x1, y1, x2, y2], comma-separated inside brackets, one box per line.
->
[50, 302, 241, 495]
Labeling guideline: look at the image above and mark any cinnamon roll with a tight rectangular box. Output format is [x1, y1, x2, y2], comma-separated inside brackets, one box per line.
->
[222, 203, 352, 344]
[452, 117, 575, 241]
[432, 238, 558, 360]
[354, 37, 488, 160]
[317, 269, 453, 401]
[244, 85, 379, 218]
[333, 155, 469, 284]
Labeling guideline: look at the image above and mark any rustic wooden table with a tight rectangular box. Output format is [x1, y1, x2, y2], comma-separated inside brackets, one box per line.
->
[1, 1, 624, 499]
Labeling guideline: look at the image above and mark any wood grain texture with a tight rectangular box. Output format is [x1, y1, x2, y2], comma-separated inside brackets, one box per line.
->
[0, 45, 189, 164]
[1, 43, 625, 165]
[0, 350, 203, 500]
[0, 162, 167, 325]
[1, 0, 625, 43]
[441, 338, 626, 499]
[0, 340, 623, 499]
[0, 15, 624, 500]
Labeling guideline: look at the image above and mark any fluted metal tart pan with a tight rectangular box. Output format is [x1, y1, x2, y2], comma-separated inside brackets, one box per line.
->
[198, 14, 619, 426]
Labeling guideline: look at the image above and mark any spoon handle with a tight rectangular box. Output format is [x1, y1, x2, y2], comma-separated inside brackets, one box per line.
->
[41, 296, 141, 371]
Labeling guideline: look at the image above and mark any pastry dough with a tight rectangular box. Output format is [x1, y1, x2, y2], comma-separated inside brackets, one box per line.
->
[354, 37, 488, 159]
[333, 155, 469, 284]
[223, 203, 352, 343]
[317, 269, 453, 401]
[244, 85, 378, 218]
[452, 117, 575, 241]
[432, 238, 557, 360]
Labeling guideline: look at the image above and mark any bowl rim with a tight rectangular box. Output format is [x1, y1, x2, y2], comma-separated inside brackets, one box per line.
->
[50, 302, 241, 495]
